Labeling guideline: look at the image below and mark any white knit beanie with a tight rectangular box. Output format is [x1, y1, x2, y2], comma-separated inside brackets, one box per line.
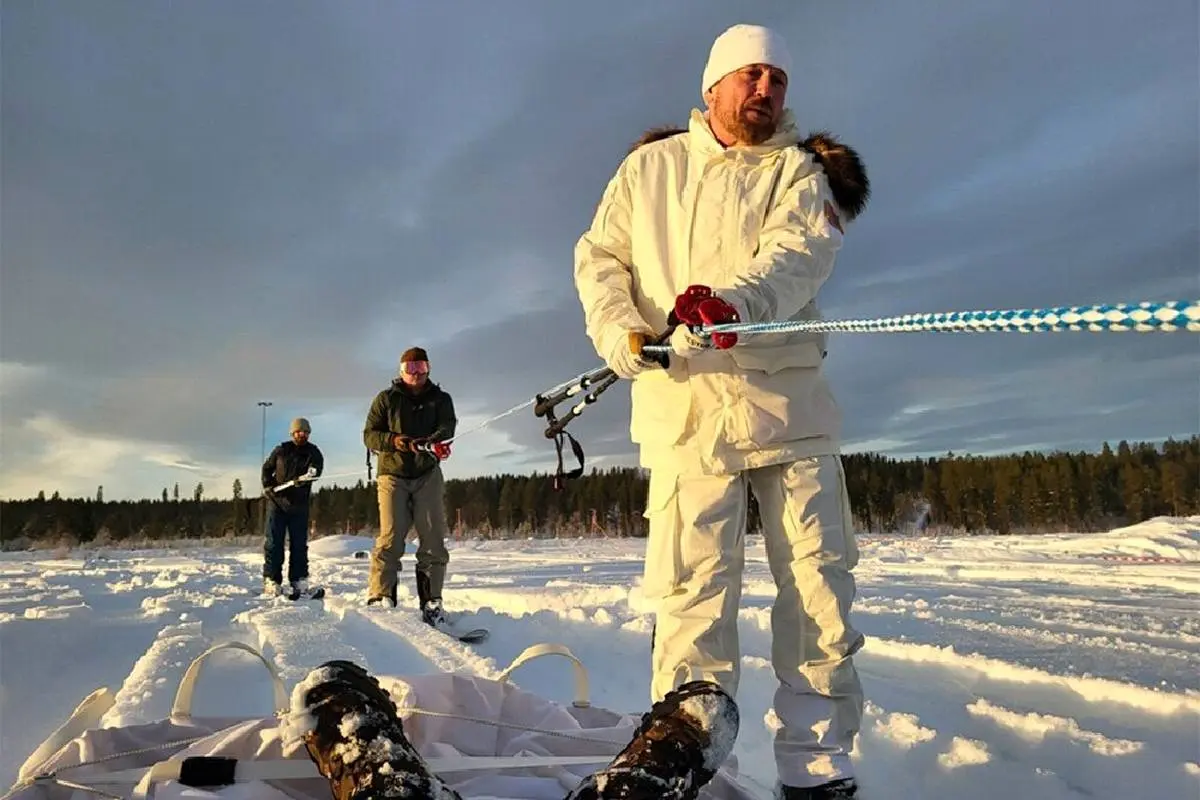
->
[701, 24, 793, 97]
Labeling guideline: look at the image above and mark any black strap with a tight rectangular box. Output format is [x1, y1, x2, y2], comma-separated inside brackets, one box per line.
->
[178, 756, 238, 788]
[551, 428, 586, 491]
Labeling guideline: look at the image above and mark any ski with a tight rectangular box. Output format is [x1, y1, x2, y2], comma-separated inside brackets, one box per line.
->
[426, 612, 489, 644]
[442, 624, 489, 644]
[359, 599, 488, 643]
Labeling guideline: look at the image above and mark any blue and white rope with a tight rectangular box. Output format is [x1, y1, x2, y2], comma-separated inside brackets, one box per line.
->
[700, 299, 1200, 336]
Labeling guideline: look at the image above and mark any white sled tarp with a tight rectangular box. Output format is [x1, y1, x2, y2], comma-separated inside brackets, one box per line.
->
[5, 641, 763, 800]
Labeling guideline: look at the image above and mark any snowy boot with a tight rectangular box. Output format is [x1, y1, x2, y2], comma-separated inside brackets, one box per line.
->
[564, 679, 739, 800]
[422, 598, 446, 628]
[263, 577, 281, 597]
[367, 584, 397, 607]
[293, 659, 461, 800]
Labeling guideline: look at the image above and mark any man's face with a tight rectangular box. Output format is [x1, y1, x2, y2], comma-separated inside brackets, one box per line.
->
[292, 430, 309, 444]
[399, 360, 430, 388]
[706, 63, 788, 146]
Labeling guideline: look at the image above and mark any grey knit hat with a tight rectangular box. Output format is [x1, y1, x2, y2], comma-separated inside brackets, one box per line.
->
[290, 417, 311, 433]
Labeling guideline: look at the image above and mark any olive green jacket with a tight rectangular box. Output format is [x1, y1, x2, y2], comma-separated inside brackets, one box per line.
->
[363, 380, 457, 478]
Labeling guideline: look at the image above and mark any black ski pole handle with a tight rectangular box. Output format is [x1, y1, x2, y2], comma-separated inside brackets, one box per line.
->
[543, 372, 621, 438]
[534, 366, 613, 418]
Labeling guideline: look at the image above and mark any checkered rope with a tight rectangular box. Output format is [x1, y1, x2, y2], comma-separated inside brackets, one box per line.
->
[700, 299, 1200, 336]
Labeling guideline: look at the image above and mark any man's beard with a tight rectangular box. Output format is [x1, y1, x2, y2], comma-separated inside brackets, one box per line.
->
[716, 99, 778, 145]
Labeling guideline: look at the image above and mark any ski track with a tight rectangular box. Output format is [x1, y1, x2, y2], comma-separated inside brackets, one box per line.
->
[2, 523, 1199, 799]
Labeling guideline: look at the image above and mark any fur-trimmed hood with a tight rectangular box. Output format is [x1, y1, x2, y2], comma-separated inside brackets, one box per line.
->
[628, 124, 870, 221]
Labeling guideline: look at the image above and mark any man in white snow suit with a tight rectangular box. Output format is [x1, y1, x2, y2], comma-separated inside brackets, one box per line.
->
[573, 23, 870, 799]
[261, 416, 324, 598]
[362, 347, 456, 624]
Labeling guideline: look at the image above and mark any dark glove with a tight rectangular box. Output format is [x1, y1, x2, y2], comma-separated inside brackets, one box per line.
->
[672, 285, 740, 349]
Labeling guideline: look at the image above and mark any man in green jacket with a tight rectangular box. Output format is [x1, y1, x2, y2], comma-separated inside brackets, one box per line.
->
[362, 346, 456, 623]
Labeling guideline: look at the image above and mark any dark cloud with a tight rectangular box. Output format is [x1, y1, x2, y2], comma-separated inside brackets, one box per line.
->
[2, 0, 1196, 500]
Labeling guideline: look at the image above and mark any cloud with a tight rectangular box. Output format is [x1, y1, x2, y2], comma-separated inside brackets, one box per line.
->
[1, 1, 1196, 501]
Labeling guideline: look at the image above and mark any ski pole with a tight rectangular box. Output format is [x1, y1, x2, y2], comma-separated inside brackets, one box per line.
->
[531, 328, 673, 435]
[268, 470, 362, 493]
[541, 371, 621, 438]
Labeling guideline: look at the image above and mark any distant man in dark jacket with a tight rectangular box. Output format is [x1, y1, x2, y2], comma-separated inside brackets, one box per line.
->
[362, 347, 456, 622]
[261, 417, 324, 597]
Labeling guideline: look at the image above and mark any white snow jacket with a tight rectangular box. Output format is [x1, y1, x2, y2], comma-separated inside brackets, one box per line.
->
[574, 107, 869, 475]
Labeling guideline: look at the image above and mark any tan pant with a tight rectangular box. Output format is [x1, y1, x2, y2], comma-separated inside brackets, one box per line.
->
[643, 455, 863, 789]
[368, 469, 450, 605]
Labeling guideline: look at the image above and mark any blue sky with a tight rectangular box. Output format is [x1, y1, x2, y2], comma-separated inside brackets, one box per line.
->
[2, 1, 1197, 501]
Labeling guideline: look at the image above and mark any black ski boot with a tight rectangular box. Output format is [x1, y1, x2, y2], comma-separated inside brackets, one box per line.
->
[422, 599, 447, 627]
[780, 780, 858, 799]
[416, 568, 447, 626]
[565, 679, 739, 800]
[293, 659, 461, 800]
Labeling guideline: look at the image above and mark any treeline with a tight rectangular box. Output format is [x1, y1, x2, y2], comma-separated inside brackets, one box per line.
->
[1, 437, 1196, 549]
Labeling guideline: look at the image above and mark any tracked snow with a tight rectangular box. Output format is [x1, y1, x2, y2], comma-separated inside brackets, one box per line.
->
[1, 515, 1197, 799]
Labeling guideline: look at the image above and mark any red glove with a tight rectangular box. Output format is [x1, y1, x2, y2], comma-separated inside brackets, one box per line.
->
[672, 285, 740, 349]
[430, 441, 452, 460]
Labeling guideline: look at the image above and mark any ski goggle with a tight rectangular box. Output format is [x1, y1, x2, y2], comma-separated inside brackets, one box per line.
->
[400, 360, 430, 375]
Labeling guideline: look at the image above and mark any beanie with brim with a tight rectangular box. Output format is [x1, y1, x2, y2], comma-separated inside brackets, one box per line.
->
[701, 24, 793, 97]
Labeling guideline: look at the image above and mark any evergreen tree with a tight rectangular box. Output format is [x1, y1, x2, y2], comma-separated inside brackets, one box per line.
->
[1, 437, 1196, 547]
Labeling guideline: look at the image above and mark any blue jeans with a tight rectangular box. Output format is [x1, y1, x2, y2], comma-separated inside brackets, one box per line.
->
[263, 503, 310, 584]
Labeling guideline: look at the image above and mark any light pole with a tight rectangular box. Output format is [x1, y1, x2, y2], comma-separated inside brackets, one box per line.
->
[257, 401, 272, 532]
[258, 401, 273, 464]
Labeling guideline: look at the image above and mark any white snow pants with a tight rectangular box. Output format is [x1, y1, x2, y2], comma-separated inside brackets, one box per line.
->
[643, 454, 864, 788]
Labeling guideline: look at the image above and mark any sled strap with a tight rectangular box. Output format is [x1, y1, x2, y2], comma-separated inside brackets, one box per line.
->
[16, 687, 117, 784]
[171, 642, 288, 722]
[497, 643, 591, 708]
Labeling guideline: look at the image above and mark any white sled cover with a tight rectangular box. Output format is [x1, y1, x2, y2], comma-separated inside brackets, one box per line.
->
[6, 642, 762, 800]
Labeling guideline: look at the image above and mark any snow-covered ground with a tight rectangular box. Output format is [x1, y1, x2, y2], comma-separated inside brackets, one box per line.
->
[2, 516, 1198, 799]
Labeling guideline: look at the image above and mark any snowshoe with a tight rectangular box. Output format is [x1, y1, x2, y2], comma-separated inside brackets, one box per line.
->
[564, 679, 738, 800]
[293, 659, 461, 800]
